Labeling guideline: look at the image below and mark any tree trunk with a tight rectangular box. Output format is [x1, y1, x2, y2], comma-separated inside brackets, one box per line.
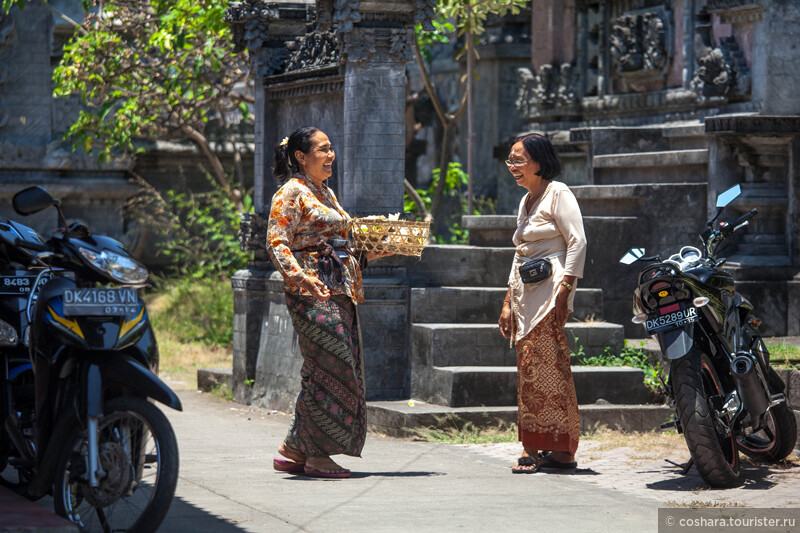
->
[466, 3, 474, 216]
[180, 124, 243, 209]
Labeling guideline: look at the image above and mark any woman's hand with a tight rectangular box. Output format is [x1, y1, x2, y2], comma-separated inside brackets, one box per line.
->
[365, 251, 393, 261]
[498, 301, 513, 339]
[554, 285, 570, 327]
[300, 276, 331, 302]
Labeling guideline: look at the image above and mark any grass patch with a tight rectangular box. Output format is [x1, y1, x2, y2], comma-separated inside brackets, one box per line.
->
[410, 415, 518, 444]
[145, 277, 234, 388]
[767, 339, 800, 368]
[575, 339, 664, 393]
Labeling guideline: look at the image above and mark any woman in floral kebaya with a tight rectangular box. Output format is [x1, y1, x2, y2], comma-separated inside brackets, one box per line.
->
[267, 127, 388, 478]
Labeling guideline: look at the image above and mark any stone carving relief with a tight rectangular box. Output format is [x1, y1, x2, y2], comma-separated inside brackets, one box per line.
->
[609, 10, 670, 77]
[706, 1, 764, 24]
[238, 212, 268, 252]
[414, 0, 437, 31]
[690, 21, 749, 99]
[344, 28, 414, 63]
[516, 63, 579, 119]
[225, 1, 285, 78]
[333, 0, 361, 33]
[285, 31, 341, 72]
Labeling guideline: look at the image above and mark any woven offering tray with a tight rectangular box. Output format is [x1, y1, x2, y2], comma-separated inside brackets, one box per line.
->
[351, 217, 430, 257]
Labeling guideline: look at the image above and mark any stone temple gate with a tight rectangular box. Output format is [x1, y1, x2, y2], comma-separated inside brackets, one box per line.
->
[224, 0, 800, 433]
[227, 0, 437, 408]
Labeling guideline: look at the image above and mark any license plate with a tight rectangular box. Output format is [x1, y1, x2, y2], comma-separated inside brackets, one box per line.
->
[63, 288, 139, 316]
[0, 274, 50, 295]
[646, 306, 699, 335]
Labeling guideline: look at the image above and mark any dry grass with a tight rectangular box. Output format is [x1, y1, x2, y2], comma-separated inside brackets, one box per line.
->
[664, 500, 746, 508]
[157, 333, 232, 388]
[582, 424, 685, 453]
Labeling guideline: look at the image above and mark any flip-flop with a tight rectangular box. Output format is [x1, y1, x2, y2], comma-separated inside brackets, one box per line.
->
[273, 458, 305, 474]
[511, 456, 539, 474]
[303, 465, 351, 479]
[537, 452, 577, 469]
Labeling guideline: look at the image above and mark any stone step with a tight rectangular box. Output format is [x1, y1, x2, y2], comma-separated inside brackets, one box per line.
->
[592, 149, 709, 168]
[367, 400, 673, 437]
[197, 367, 233, 392]
[410, 286, 604, 324]
[412, 366, 654, 407]
[412, 322, 624, 367]
[741, 233, 785, 244]
[391, 245, 516, 287]
[593, 149, 709, 185]
[736, 242, 788, 256]
[725, 254, 793, 268]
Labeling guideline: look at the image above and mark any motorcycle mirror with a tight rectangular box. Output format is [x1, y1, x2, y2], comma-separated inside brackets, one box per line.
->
[12, 186, 60, 216]
[715, 184, 741, 208]
[619, 248, 646, 264]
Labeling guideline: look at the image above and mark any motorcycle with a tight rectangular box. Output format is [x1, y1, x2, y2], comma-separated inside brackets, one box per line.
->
[1, 186, 182, 532]
[619, 184, 797, 487]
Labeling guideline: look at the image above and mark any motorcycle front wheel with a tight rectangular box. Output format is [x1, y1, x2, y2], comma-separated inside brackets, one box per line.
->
[53, 397, 179, 533]
[671, 348, 740, 487]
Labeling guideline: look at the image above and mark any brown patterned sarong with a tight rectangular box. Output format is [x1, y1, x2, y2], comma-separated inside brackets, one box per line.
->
[283, 292, 366, 457]
[516, 309, 580, 454]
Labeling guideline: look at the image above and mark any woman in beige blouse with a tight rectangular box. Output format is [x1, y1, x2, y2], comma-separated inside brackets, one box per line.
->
[498, 133, 587, 473]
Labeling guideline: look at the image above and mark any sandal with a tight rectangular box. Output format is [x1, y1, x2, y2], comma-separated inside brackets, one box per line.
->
[511, 456, 539, 474]
[273, 458, 305, 474]
[537, 452, 577, 469]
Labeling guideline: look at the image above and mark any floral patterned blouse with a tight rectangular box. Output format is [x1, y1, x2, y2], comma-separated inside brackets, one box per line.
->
[267, 174, 364, 303]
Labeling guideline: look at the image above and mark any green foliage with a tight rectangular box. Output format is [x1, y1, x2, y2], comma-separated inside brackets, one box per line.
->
[414, 17, 455, 64]
[157, 186, 251, 279]
[404, 162, 495, 244]
[48, 0, 248, 163]
[578, 340, 664, 393]
[148, 277, 234, 347]
[436, 0, 528, 58]
[767, 340, 800, 368]
[126, 173, 251, 280]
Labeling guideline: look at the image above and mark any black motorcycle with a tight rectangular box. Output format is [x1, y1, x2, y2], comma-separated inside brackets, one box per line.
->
[1, 186, 182, 532]
[620, 184, 797, 487]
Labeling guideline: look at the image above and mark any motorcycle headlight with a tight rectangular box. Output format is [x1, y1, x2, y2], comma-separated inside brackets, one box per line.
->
[79, 247, 148, 284]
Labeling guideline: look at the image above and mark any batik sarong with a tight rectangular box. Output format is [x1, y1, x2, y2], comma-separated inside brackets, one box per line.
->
[283, 292, 367, 457]
[516, 309, 580, 454]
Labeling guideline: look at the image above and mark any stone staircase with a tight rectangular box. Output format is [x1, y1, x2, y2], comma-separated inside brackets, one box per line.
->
[576, 122, 709, 185]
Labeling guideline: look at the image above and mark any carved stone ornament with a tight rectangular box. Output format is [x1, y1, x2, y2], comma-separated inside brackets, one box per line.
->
[344, 28, 414, 63]
[238, 212, 268, 252]
[414, 0, 437, 31]
[706, 1, 764, 24]
[285, 31, 341, 72]
[333, 0, 361, 33]
[0, 13, 15, 48]
[609, 10, 670, 77]
[516, 63, 579, 119]
[225, 1, 284, 78]
[691, 23, 738, 99]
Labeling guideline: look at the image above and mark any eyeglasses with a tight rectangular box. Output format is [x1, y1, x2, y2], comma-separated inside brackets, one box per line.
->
[505, 158, 531, 167]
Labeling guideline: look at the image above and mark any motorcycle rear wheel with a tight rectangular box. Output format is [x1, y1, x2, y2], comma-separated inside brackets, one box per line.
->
[737, 400, 797, 463]
[53, 397, 179, 533]
[672, 348, 740, 487]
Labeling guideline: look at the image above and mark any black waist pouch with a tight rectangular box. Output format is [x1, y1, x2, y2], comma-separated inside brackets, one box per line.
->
[518, 257, 552, 284]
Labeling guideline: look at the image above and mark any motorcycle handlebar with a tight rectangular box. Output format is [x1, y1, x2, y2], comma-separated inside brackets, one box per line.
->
[731, 208, 758, 227]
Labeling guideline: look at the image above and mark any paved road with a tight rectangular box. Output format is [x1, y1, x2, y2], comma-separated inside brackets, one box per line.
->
[159, 389, 662, 533]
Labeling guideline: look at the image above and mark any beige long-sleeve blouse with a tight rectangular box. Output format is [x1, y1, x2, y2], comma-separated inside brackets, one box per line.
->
[508, 180, 587, 343]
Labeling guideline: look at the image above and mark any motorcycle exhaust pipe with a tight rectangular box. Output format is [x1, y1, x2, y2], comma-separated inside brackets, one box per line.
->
[730, 353, 770, 428]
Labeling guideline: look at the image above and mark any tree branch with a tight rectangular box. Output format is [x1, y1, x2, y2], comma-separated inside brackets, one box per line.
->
[413, 35, 448, 127]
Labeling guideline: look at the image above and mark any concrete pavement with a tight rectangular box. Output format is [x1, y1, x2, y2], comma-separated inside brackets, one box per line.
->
[159, 388, 662, 533]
